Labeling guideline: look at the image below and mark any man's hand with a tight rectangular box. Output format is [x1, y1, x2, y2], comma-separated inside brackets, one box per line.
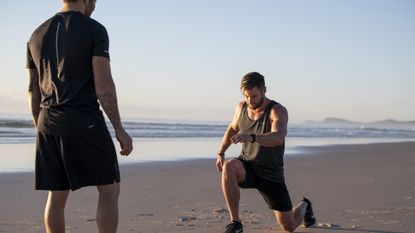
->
[230, 133, 253, 144]
[115, 128, 133, 156]
[216, 154, 225, 173]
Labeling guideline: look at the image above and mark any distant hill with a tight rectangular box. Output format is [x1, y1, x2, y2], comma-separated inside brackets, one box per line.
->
[303, 117, 415, 130]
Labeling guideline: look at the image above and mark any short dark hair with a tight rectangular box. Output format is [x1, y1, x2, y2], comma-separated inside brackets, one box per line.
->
[240, 72, 265, 90]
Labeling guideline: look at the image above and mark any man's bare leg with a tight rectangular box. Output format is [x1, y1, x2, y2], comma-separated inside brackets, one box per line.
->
[96, 182, 120, 233]
[221, 159, 246, 221]
[274, 201, 308, 232]
[44, 190, 70, 233]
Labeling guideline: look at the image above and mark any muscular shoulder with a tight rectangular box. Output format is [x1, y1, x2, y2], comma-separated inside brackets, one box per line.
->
[88, 17, 107, 33]
[270, 103, 288, 122]
[237, 101, 245, 111]
[29, 16, 55, 42]
[69, 14, 107, 39]
[235, 101, 246, 117]
[229, 101, 245, 129]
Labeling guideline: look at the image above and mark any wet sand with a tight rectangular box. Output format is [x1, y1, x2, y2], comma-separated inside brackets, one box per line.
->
[1, 142, 414, 232]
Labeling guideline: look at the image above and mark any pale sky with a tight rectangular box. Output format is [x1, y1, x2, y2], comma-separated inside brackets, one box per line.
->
[1, 0, 414, 123]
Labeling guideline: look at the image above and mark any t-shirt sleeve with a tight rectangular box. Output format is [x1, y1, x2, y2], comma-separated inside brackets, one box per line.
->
[26, 42, 36, 69]
[92, 25, 110, 59]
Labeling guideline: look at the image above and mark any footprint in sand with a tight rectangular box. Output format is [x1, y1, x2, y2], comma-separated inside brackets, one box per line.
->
[178, 216, 197, 222]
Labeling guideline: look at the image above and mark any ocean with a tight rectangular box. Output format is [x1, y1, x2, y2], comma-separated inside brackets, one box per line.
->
[1, 118, 415, 144]
[1, 118, 415, 173]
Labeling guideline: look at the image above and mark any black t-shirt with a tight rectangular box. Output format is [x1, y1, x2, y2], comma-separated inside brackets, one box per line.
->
[26, 11, 110, 136]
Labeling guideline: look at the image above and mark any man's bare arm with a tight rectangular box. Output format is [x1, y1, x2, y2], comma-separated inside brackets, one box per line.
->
[27, 69, 41, 127]
[216, 102, 243, 172]
[92, 57, 122, 129]
[255, 105, 288, 147]
[217, 102, 244, 155]
[92, 56, 132, 155]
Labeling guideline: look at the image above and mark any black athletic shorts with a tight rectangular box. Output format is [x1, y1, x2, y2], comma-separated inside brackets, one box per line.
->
[238, 158, 293, 212]
[35, 129, 120, 191]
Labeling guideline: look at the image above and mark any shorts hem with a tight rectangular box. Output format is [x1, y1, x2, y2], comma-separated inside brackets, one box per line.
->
[268, 205, 293, 212]
[36, 179, 121, 191]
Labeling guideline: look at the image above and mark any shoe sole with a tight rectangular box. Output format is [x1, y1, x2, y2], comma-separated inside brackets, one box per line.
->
[304, 216, 316, 228]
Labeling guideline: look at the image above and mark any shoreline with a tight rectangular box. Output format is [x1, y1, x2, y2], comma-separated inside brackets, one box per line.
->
[1, 138, 415, 174]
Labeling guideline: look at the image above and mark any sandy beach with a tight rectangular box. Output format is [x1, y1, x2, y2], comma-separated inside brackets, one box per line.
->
[1, 141, 414, 233]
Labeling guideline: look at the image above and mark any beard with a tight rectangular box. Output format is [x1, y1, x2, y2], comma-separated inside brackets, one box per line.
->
[248, 96, 265, 110]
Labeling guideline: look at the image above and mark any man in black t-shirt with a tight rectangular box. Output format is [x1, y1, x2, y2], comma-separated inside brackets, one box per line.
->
[26, 1, 133, 232]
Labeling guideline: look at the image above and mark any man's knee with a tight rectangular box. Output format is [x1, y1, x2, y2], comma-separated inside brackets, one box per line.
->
[47, 190, 70, 208]
[97, 182, 120, 200]
[222, 160, 239, 177]
[276, 211, 297, 232]
[279, 222, 296, 232]
[222, 159, 245, 184]
[222, 160, 233, 172]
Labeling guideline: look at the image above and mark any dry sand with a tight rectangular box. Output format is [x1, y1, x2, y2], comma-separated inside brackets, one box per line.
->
[1, 142, 414, 233]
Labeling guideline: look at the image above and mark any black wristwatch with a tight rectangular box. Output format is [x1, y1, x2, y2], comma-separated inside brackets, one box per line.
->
[250, 133, 256, 143]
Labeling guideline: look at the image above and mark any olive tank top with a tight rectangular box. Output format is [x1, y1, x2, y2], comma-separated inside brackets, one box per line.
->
[237, 100, 285, 183]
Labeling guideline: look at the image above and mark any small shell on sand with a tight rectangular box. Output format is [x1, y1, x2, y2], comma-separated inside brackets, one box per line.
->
[317, 223, 333, 228]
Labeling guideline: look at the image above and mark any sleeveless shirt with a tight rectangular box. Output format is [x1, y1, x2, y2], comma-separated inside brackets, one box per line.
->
[237, 100, 286, 183]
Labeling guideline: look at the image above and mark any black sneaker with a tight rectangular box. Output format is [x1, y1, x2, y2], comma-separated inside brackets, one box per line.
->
[302, 197, 316, 227]
[224, 220, 243, 233]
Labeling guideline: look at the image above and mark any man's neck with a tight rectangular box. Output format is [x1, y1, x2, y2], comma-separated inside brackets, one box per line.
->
[251, 98, 270, 114]
[61, 3, 85, 15]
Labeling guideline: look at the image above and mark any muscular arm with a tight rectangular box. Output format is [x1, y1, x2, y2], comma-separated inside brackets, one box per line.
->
[27, 69, 41, 127]
[92, 56, 133, 155]
[92, 56, 122, 130]
[216, 102, 244, 172]
[217, 102, 244, 155]
[255, 104, 288, 147]
[218, 126, 238, 155]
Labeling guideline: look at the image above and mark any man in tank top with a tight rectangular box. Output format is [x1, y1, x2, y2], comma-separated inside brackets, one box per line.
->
[216, 72, 316, 233]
